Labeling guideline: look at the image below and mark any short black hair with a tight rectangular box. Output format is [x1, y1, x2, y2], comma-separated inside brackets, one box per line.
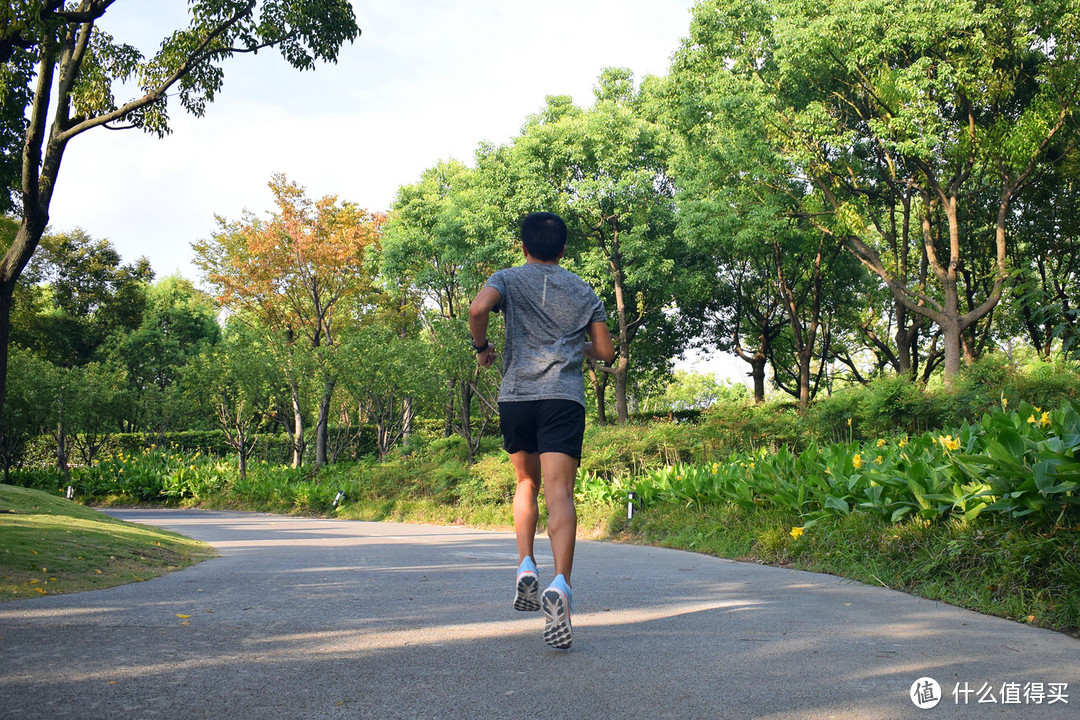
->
[520, 212, 567, 262]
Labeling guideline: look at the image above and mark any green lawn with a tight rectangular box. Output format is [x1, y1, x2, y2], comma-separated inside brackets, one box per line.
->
[0, 484, 216, 601]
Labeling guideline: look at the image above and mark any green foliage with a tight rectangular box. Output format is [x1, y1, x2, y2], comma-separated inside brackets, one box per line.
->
[588, 400, 1080, 528]
[111, 275, 220, 430]
[379, 158, 517, 316]
[668, 0, 1080, 385]
[14, 229, 153, 367]
[335, 319, 437, 459]
[635, 370, 749, 414]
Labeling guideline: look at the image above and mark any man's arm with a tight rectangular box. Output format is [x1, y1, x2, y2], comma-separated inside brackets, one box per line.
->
[469, 286, 501, 367]
[584, 320, 615, 363]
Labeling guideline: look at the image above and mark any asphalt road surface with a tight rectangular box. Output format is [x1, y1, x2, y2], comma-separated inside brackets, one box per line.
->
[1, 509, 1077, 719]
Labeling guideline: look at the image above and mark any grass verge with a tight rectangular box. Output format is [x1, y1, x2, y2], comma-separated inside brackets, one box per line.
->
[0, 484, 216, 602]
[612, 503, 1080, 638]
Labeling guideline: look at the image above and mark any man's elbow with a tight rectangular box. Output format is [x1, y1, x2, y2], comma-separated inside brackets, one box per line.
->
[468, 297, 490, 322]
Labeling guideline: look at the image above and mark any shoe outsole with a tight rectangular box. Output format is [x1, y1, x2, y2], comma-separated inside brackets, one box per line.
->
[515, 572, 540, 611]
[542, 587, 572, 649]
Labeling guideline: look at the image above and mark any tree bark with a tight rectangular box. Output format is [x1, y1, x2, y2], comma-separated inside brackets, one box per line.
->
[315, 377, 335, 467]
[587, 362, 610, 424]
[291, 386, 304, 468]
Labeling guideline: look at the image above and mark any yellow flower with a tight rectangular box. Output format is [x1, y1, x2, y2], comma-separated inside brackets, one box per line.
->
[852, 454, 863, 469]
[1040, 411, 1051, 427]
[939, 435, 960, 451]
[875, 455, 883, 464]
[1000, 394, 1008, 409]
[1028, 414, 1037, 424]
[790, 526, 804, 539]
[898, 437, 908, 448]
[876, 439, 886, 448]
[847, 418, 852, 427]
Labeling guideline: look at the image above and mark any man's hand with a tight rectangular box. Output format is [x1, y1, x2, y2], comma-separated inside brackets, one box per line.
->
[477, 345, 497, 368]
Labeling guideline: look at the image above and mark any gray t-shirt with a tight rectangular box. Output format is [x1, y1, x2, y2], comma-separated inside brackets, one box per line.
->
[485, 263, 607, 406]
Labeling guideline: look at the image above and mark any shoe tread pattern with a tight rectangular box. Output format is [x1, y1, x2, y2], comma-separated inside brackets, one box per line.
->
[542, 588, 572, 649]
[514, 573, 540, 611]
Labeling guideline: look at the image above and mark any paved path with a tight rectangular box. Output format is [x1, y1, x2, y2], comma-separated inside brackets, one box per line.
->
[1, 510, 1077, 719]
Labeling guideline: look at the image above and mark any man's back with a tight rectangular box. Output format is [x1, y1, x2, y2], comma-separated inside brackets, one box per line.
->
[486, 263, 606, 405]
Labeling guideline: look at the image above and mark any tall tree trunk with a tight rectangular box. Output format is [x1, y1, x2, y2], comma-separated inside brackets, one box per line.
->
[402, 396, 414, 446]
[315, 377, 335, 467]
[0, 213, 49, 420]
[611, 270, 631, 424]
[0, 287, 12, 422]
[587, 363, 609, 424]
[894, 301, 922, 379]
[291, 386, 304, 468]
[774, 237, 824, 414]
[56, 419, 69, 480]
[732, 322, 778, 405]
[749, 353, 767, 404]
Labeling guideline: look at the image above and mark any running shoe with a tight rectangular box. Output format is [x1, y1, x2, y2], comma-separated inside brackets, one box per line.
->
[514, 556, 540, 611]
[542, 574, 573, 649]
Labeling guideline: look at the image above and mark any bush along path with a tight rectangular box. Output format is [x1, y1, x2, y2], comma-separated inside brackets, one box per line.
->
[586, 399, 1080, 527]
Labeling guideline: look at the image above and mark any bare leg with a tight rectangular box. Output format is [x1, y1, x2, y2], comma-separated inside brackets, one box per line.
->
[509, 451, 541, 564]
[540, 451, 578, 585]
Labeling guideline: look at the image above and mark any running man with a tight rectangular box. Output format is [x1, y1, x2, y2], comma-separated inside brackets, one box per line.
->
[469, 211, 615, 649]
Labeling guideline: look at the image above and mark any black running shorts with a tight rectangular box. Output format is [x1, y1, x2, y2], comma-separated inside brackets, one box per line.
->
[498, 399, 586, 459]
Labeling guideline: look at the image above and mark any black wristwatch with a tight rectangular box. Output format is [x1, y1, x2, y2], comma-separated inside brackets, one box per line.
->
[472, 339, 490, 353]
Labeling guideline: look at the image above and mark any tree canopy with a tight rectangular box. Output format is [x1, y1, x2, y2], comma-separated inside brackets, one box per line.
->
[0, 0, 359, 418]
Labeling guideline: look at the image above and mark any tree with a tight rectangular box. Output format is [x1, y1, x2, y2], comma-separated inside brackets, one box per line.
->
[1002, 149, 1080, 357]
[380, 159, 516, 321]
[12, 228, 152, 367]
[0, 345, 51, 480]
[194, 173, 382, 467]
[512, 69, 710, 423]
[0, 0, 359, 420]
[187, 323, 277, 480]
[111, 275, 221, 435]
[426, 315, 501, 463]
[378, 158, 517, 440]
[670, 0, 1080, 387]
[335, 318, 435, 461]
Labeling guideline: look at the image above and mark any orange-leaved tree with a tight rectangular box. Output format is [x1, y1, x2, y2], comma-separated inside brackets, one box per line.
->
[194, 173, 383, 467]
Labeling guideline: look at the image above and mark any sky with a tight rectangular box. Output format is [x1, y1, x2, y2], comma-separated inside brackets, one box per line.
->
[43, 0, 748, 384]
[47, 0, 699, 278]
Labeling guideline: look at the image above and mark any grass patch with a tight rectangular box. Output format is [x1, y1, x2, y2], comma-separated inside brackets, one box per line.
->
[615, 503, 1080, 638]
[0, 484, 216, 601]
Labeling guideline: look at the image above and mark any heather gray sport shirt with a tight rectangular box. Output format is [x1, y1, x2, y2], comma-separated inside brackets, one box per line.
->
[484, 263, 607, 407]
